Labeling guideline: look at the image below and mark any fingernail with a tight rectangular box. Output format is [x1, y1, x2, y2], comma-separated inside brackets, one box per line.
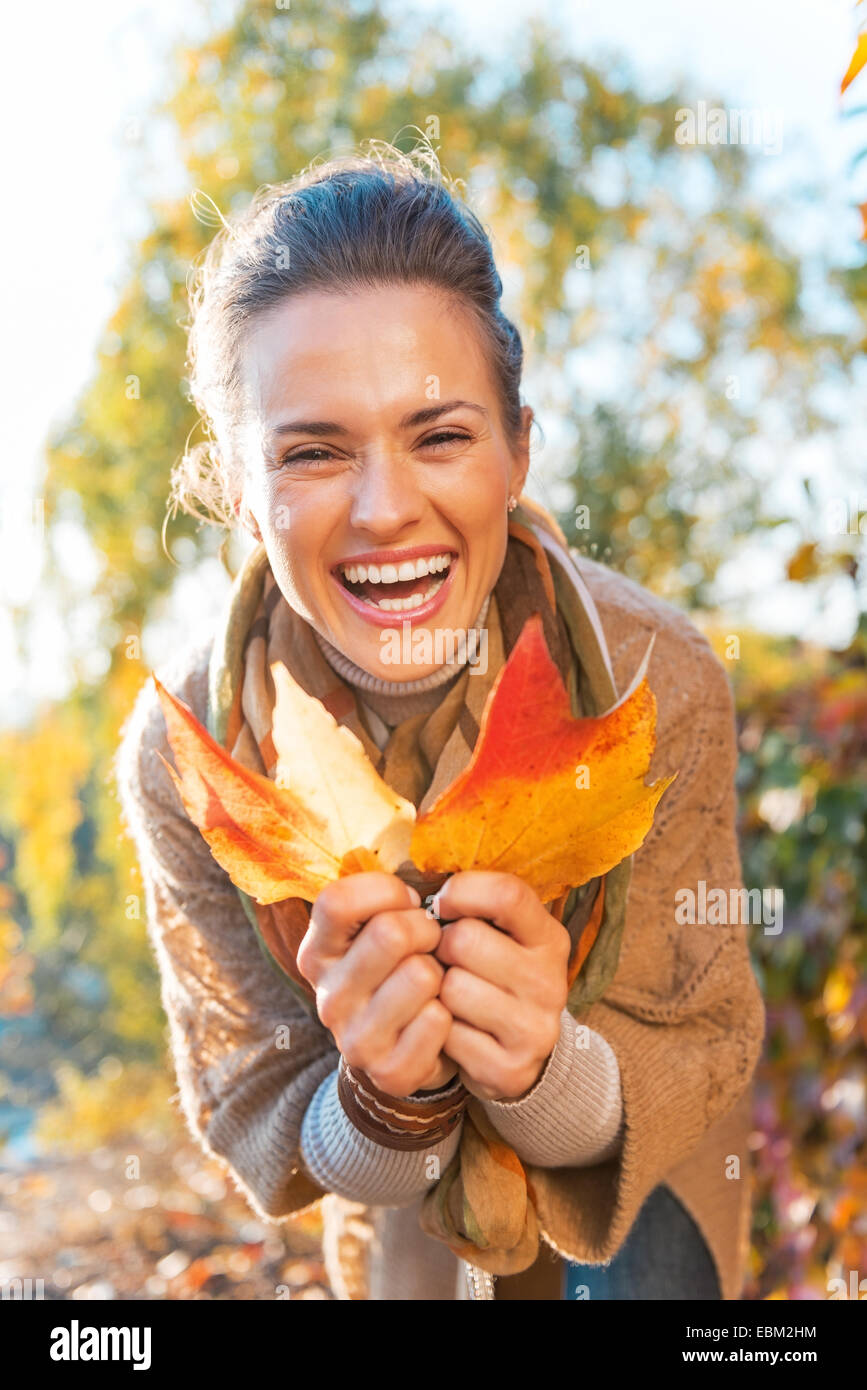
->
[407, 886, 421, 907]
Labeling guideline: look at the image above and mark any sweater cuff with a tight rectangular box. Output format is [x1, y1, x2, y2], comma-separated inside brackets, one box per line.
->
[479, 1008, 624, 1168]
[299, 1067, 463, 1207]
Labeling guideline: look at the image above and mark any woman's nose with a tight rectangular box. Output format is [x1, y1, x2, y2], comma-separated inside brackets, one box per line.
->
[348, 448, 424, 536]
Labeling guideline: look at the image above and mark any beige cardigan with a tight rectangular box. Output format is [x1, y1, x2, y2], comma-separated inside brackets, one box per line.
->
[115, 556, 766, 1300]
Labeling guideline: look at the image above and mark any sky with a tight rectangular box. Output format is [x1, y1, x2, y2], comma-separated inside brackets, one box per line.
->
[1, 0, 865, 723]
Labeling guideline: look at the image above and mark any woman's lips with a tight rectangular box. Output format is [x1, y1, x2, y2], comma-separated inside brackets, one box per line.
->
[329, 557, 459, 628]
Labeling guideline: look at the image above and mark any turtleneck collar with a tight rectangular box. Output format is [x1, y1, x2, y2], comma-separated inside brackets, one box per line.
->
[312, 592, 492, 698]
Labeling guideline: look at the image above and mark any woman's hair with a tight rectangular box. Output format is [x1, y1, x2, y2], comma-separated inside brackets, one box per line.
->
[168, 137, 529, 532]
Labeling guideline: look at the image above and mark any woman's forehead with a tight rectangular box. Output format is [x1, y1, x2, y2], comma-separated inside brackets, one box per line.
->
[241, 285, 494, 421]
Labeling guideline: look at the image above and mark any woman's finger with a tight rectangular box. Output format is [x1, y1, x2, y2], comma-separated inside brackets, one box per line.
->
[433, 871, 551, 949]
[346, 952, 445, 1060]
[298, 873, 420, 983]
[435, 915, 524, 993]
[442, 1019, 521, 1100]
[369, 999, 453, 1098]
[320, 907, 441, 1005]
[439, 965, 533, 1051]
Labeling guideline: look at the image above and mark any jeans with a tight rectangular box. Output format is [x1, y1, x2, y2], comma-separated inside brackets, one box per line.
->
[561, 1185, 722, 1300]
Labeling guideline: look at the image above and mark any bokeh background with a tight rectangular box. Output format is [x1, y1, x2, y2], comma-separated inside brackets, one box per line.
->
[1, 0, 865, 1300]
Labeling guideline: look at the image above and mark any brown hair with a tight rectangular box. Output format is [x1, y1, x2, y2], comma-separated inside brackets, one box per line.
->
[168, 137, 532, 535]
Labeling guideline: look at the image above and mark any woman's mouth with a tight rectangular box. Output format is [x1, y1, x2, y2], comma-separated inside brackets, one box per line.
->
[330, 550, 458, 626]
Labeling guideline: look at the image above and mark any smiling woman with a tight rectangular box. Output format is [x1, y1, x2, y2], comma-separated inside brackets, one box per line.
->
[118, 139, 765, 1301]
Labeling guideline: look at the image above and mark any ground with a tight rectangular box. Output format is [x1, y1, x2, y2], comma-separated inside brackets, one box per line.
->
[0, 1133, 334, 1301]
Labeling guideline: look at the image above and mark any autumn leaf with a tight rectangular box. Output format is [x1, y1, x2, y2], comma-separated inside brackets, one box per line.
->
[785, 540, 820, 583]
[152, 671, 414, 905]
[567, 878, 606, 987]
[410, 613, 676, 903]
[269, 661, 415, 878]
[841, 32, 867, 95]
[153, 614, 674, 913]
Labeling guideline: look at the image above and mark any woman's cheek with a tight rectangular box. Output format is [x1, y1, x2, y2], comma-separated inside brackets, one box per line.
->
[260, 474, 294, 535]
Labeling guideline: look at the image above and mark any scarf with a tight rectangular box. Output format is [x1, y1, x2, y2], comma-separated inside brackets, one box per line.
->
[206, 497, 632, 1275]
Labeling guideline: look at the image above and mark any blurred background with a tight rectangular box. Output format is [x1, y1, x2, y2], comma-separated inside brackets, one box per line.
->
[0, 0, 865, 1300]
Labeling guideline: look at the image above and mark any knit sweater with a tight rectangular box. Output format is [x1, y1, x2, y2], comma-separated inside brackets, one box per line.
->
[114, 556, 765, 1301]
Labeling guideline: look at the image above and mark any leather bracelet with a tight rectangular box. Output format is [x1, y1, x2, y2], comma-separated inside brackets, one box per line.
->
[337, 1056, 469, 1151]
[339, 1057, 468, 1138]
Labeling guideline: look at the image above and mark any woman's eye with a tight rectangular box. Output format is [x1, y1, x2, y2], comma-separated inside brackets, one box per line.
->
[280, 446, 335, 465]
[421, 430, 472, 450]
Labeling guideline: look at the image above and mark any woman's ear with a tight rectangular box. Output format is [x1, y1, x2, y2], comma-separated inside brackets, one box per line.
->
[232, 492, 263, 543]
[509, 404, 534, 498]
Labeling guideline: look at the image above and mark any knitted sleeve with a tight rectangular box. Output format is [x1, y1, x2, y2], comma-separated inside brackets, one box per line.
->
[527, 601, 766, 1266]
[298, 1070, 462, 1204]
[114, 643, 463, 1218]
[479, 1010, 623, 1166]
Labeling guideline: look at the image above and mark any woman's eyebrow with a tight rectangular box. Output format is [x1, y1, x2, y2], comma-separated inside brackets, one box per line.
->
[266, 399, 488, 441]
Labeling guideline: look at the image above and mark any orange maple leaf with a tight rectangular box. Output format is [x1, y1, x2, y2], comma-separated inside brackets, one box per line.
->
[410, 613, 676, 902]
[842, 31, 867, 95]
[152, 672, 410, 905]
[152, 613, 675, 914]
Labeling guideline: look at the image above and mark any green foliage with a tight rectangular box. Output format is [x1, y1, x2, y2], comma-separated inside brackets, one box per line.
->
[34, 1061, 177, 1155]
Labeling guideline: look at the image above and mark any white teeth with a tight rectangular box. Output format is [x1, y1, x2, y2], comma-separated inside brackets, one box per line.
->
[376, 591, 426, 612]
[366, 576, 446, 611]
[340, 552, 452, 584]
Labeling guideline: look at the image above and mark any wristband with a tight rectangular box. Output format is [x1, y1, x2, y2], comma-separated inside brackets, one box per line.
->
[336, 1056, 469, 1151]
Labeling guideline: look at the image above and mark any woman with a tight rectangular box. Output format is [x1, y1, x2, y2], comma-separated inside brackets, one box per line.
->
[116, 143, 766, 1300]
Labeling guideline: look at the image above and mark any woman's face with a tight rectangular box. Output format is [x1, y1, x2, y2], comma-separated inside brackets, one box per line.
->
[239, 283, 531, 680]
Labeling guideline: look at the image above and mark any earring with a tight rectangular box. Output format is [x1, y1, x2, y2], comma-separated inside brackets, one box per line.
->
[507, 494, 518, 512]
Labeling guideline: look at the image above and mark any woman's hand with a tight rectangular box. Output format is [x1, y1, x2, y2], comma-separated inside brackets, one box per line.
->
[296, 872, 459, 1098]
[432, 870, 572, 1102]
